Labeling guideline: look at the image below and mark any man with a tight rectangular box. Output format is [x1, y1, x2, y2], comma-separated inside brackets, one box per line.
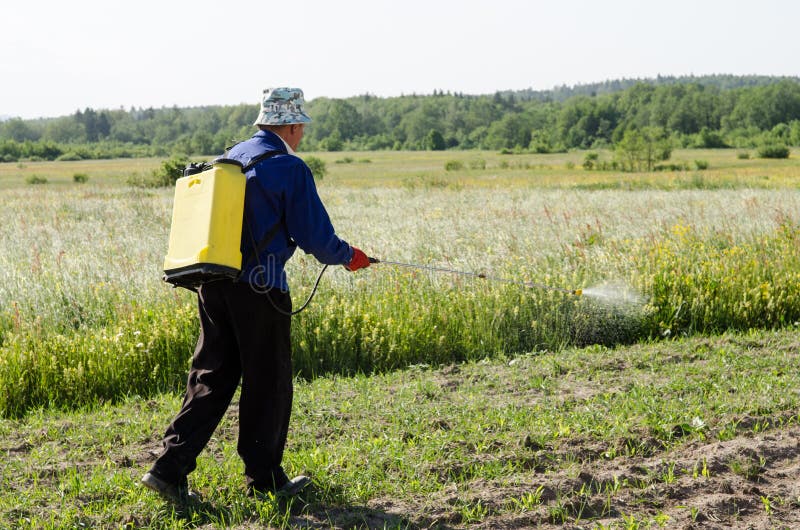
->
[142, 87, 370, 502]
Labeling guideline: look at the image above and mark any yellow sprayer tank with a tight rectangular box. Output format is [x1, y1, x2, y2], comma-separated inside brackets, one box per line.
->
[163, 159, 246, 288]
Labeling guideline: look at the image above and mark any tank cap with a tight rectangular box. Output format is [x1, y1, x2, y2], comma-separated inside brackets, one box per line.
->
[212, 158, 244, 168]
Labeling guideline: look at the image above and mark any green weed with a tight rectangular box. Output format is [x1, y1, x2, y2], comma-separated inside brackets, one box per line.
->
[3, 154, 800, 417]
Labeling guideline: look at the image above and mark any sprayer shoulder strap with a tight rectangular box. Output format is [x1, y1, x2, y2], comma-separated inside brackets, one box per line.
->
[239, 149, 286, 271]
[242, 149, 283, 172]
[242, 214, 284, 268]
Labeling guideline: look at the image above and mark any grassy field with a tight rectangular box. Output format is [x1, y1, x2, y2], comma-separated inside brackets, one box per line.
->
[2, 148, 799, 189]
[1, 149, 800, 527]
[2, 149, 800, 416]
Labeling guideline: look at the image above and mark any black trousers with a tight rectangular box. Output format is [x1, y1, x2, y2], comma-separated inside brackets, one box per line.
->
[151, 281, 293, 490]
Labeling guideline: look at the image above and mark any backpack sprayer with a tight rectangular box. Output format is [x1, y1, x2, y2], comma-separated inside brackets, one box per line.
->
[162, 154, 280, 291]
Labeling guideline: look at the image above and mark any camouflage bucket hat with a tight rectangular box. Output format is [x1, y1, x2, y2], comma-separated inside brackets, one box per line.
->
[253, 87, 312, 126]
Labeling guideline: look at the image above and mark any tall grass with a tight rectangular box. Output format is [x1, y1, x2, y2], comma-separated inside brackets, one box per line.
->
[1, 161, 800, 416]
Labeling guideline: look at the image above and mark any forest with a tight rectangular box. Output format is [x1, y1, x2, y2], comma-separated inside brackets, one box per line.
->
[1, 75, 799, 162]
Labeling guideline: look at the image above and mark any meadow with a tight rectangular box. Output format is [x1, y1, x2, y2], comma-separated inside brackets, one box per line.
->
[1, 149, 800, 528]
[1, 149, 799, 416]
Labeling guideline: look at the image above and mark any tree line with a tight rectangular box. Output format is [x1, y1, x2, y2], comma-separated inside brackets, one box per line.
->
[1, 75, 799, 162]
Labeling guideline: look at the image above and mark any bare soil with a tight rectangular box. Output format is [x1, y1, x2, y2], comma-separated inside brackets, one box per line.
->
[363, 424, 800, 529]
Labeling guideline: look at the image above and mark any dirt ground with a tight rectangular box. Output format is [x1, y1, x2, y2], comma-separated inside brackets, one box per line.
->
[6, 410, 799, 529]
[6, 367, 799, 529]
[279, 424, 800, 529]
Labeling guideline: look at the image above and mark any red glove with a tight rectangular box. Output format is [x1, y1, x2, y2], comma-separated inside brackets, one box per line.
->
[346, 246, 370, 271]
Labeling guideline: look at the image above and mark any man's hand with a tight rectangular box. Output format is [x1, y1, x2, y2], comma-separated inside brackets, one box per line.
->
[345, 247, 370, 272]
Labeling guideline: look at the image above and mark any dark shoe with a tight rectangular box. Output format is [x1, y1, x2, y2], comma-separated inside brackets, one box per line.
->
[141, 471, 200, 504]
[248, 475, 311, 499]
[277, 475, 311, 496]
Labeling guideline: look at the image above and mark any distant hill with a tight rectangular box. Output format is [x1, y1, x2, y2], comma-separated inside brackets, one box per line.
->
[498, 74, 800, 102]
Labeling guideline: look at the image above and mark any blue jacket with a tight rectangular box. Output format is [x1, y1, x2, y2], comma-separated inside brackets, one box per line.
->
[226, 130, 352, 291]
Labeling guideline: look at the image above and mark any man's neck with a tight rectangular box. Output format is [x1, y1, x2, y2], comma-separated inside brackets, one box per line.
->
[259, 128, 295, 154]
[278, 135, 295, 155]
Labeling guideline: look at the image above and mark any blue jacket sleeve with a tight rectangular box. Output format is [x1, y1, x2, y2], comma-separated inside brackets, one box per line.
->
[284, 159, 353, 265]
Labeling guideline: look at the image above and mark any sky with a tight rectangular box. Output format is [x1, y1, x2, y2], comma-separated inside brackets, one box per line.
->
[2, 0, 799, 119]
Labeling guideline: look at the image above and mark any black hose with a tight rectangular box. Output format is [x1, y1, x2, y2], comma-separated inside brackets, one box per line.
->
[265, 264, 329, 316]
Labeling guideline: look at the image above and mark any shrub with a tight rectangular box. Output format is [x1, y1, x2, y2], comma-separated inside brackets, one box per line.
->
[72, 173, 89, 183]
[334, 157, 354, 164]
[695, 127, 728, 148]
[158, 154, 191, 185]
[757, 144, 790, 159]
[25, 175, 47, 185]
[444, 160, 464, 171]
[694, 160, 709, 170]
[737, 152, 751, 160]
[583, 152, 599, 170]
[654, 162, 690, 172]
[402, 174, 462, 191]
[128, 154, 189, 188]
[151, 154, 190, 187]
[530, 143, 551, 154]
[305, 155, 327, 179]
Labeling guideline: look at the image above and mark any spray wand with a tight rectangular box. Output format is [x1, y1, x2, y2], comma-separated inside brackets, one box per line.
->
[268, 256, 581, 317]
[367, 257, 583, 296]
